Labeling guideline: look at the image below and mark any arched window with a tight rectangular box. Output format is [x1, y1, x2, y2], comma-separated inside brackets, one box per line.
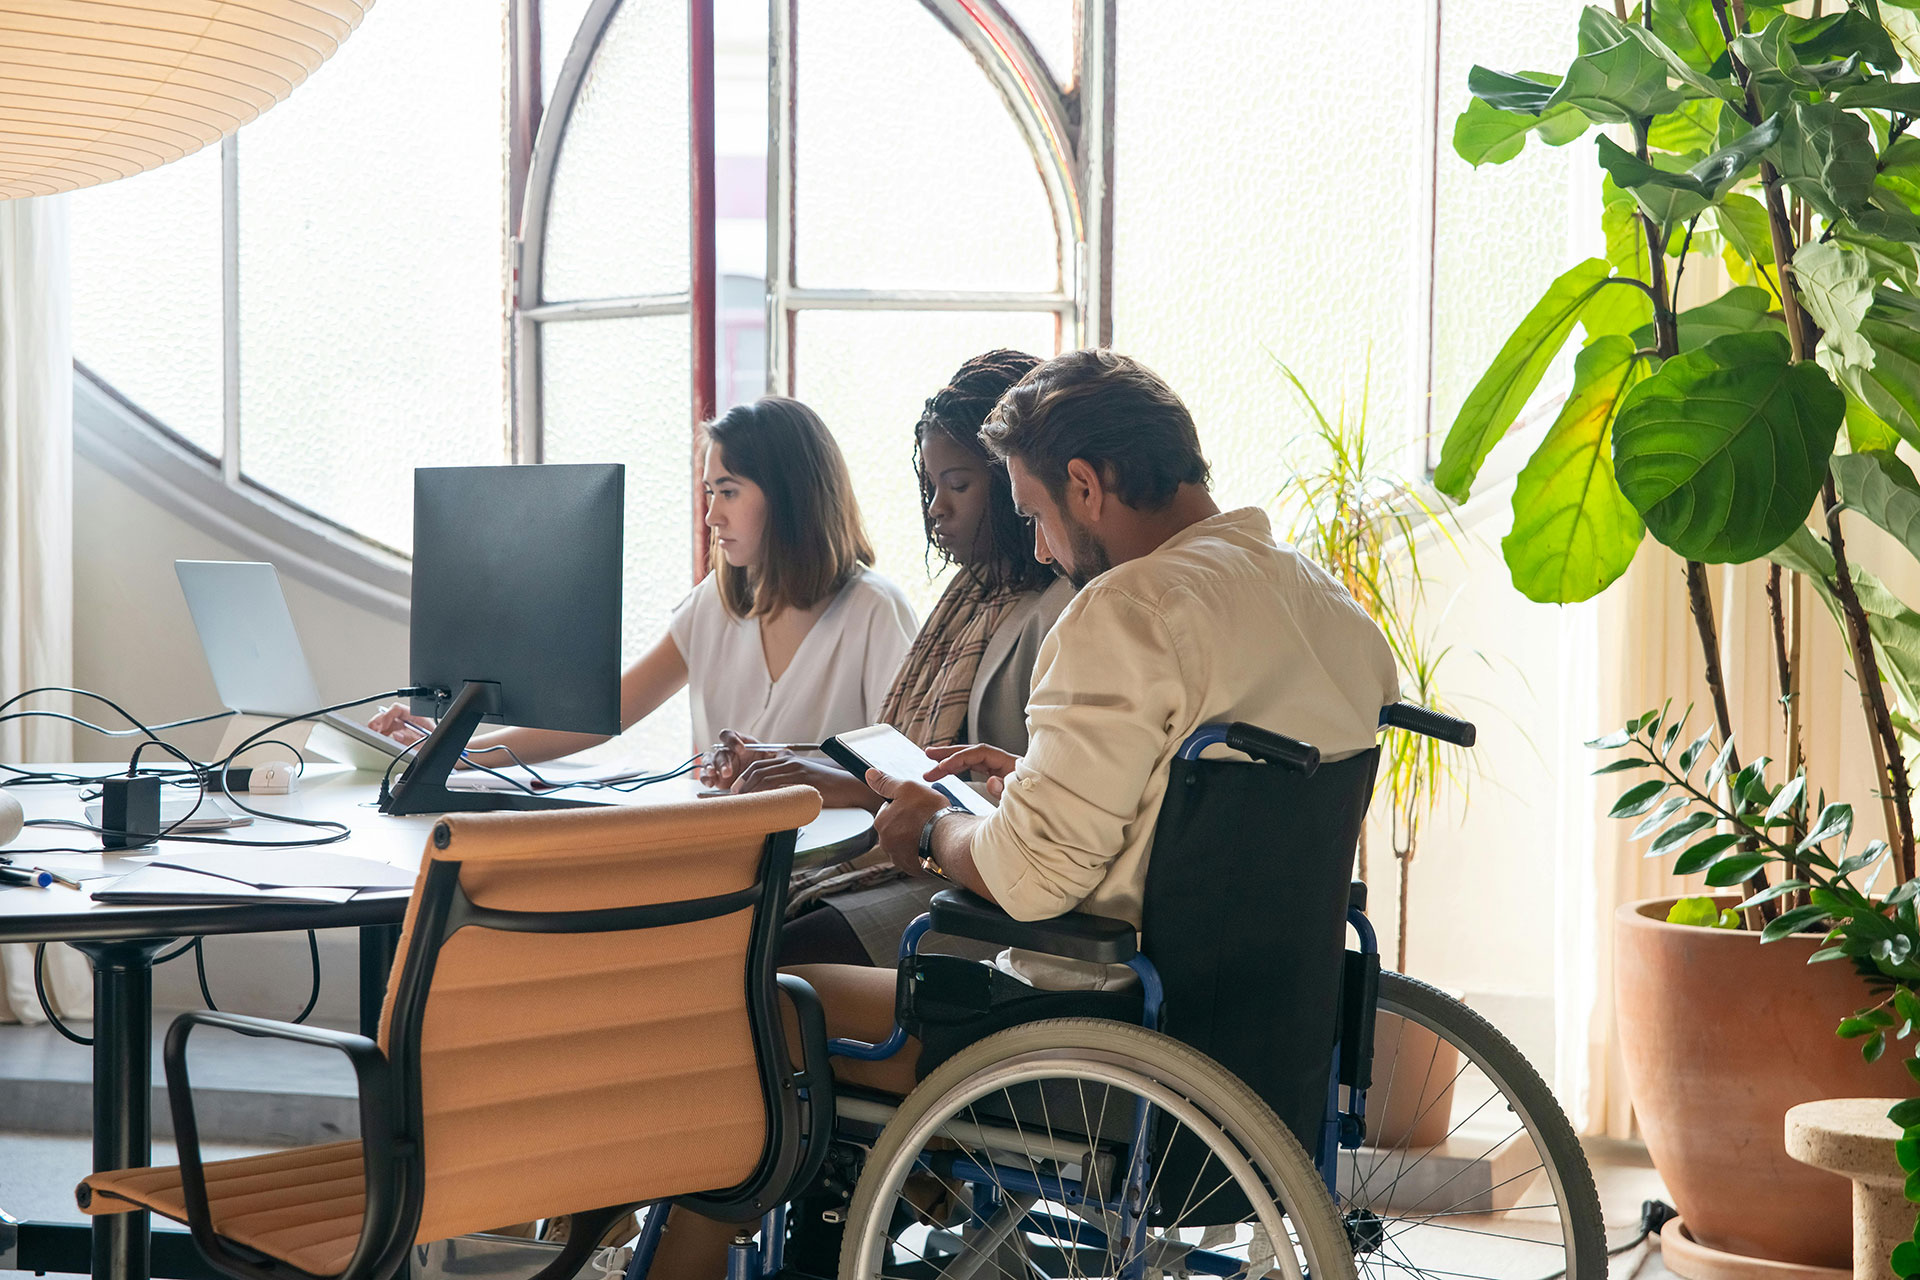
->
[518, 0, 1103, 757]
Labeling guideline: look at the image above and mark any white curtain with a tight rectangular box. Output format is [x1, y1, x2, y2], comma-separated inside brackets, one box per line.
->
[0, 193, 91, 1024]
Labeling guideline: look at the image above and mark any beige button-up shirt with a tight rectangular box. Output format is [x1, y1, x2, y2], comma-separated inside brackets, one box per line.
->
[969, 507, 1398, 985]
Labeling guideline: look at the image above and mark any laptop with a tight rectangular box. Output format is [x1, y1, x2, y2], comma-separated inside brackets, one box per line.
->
[175, 560, 408, 769]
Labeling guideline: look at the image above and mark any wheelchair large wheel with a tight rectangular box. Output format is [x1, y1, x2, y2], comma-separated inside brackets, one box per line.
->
[840, 1018, 1355, 1280]
[1342, 973, 1604, 1279]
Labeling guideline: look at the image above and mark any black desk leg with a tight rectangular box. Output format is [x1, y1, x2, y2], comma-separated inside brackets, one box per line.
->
[359, 924, 400, 1040]
[69, 939, 173, 1280]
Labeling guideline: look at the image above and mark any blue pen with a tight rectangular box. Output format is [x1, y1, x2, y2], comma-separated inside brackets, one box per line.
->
[0, 865, 54, 889]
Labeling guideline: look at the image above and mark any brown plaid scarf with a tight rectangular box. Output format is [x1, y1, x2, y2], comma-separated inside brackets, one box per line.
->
[788, 572, 1021, 920]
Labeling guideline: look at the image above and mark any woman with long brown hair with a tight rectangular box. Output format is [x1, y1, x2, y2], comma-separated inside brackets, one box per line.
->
[370, 397, 918, 760]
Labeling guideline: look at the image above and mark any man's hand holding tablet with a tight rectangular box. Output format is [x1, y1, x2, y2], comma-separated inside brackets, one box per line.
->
[820, 725, 1000, 817]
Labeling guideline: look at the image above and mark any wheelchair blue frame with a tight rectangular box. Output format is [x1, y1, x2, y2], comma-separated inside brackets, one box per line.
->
[669, 705, 1464, 1280]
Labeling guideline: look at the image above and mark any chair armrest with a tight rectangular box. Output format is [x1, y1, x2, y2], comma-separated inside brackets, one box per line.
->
[163, 1012, 409, 1280]
[774, 974, 836, 1195]
[929, 888, 1137, 965]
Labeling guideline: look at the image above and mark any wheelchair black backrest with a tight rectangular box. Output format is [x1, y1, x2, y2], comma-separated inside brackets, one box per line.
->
[1141, 743, 1381, 1151]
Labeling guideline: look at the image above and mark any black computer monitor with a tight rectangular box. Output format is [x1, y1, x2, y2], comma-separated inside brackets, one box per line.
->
[381, 463, 624, 815]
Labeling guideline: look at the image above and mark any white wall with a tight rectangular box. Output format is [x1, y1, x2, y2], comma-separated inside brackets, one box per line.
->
[69, 454, 408, 1020]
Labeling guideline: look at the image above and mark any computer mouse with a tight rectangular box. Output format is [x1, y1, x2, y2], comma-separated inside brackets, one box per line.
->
[0, 790, 21, 845]
[250, 761, 298, 794]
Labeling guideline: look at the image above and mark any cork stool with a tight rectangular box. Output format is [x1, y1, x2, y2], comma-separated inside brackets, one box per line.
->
[1784, 1099, 1909, 1280]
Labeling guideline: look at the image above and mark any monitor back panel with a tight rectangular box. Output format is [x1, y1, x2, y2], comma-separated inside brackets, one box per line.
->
[175, 560, 325, 717]
[409, 463, 624, 736]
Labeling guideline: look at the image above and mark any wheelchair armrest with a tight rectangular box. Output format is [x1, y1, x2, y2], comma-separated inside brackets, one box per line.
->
[929, 888, 1137, 965]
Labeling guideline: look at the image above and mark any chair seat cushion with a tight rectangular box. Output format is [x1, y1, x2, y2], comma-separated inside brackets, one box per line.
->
[78, 1141, 366, 1277]
[782, 963, 921, 1096]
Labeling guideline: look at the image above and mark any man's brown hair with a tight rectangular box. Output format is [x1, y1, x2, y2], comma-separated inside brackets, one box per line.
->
[979, 349, 1210, 509]
[705, 397, 874, 618]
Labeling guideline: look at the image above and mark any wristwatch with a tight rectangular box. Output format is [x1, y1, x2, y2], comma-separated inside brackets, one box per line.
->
[918, 804, 965, 879]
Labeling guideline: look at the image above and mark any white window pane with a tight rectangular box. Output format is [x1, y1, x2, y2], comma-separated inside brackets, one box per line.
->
[1432, 0, 1582, 441]
[999, 0, 1075, 89]
[793, 0, 1060, 292]
[236, 0, 509, 553]
[541, 0, 601, 105]
[541, 0, 691, 303]
[541, 315, 696, 763]
[70, 148, 224, 456]
[791, 310, 1060, 615]
[1111, 1, 1432, 512]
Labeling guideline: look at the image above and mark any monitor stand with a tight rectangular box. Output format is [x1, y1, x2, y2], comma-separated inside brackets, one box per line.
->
[379, 680, 602, 815]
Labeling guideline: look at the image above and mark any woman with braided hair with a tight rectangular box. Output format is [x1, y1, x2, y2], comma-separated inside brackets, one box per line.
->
[706, 349, 1074, 966]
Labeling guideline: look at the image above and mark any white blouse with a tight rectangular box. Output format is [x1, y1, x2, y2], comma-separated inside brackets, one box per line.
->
[667, 568, 919, 755]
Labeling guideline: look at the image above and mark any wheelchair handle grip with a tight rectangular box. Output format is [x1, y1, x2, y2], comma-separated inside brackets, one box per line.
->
[1224, 722, 1320, 775]
[1379, 702, 1477, 748]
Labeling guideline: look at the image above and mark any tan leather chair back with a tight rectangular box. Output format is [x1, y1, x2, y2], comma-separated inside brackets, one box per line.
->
[375, 787, 821, 1243]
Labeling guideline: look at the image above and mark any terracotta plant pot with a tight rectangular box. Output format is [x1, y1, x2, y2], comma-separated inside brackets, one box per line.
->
[1615, 897, 1917, 1269]
[1365, 1010, 1461, 1148]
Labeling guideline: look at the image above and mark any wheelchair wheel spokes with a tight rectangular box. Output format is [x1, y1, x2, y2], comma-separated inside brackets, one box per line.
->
[1340, 974, 1604, 1280]
[841, 1020, 1356, 1280]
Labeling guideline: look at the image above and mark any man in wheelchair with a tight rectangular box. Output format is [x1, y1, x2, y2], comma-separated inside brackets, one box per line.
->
[652, 350, 1399, 1279]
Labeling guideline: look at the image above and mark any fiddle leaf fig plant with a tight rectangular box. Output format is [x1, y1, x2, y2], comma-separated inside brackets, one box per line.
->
[1447, 3, 1920, 1265]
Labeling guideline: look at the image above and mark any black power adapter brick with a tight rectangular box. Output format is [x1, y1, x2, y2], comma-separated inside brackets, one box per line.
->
[100, 775, 161, 849]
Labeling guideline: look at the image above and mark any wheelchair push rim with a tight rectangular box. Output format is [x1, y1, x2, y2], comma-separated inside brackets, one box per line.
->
[1341, 972, 1605, 1279]
[840, 1019, 1356, 1280]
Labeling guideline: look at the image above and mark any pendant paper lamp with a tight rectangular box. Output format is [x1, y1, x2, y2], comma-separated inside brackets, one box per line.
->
[0, 1, 374, 199]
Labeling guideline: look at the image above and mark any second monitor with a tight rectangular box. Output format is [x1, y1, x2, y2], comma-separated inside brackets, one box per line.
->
[382, 462, 624, 815]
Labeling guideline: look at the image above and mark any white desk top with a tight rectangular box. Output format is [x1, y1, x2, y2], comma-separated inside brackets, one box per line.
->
[0, 764, 872, 943]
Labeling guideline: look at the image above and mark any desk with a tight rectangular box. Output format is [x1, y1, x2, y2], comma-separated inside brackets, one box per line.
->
[0, 766, 872, 1280]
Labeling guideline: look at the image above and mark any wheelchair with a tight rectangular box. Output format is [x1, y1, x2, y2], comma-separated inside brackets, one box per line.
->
[643, 704, 1606, 1280]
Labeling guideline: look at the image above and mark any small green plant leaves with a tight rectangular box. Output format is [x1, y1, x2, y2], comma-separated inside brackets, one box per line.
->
[1632, 795, 1691, 839]
[1611, 780, 1670, 818]
[1706, 851, 1771, 886]
[1672, 833, 1742, 874]
[1763, 904, 1831, 941]
[1667, 896, 1725, 927]
[1651, 811, 1718, 855]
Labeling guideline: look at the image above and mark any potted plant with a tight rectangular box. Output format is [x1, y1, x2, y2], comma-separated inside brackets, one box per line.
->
[1271, 361, 1474, 1146]
[1443, 1, 1920, 1269]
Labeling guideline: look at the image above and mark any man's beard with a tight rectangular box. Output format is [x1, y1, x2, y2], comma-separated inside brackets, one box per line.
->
[1062, 515, 1113, 589]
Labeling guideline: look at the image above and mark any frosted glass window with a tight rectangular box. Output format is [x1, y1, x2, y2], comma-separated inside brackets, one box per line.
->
[1110, 0, 1430, 512]
[541, 0, 691, 303]
[999, 0, 1075, 88]
[541, 315, 696, 764]
[236, 0, 508, 553]
[793, 0, 1059, 292]
[542, 0, 601, 104]
[70, 147, 224, 456]
[1431, 0, 1582, 442]
[792, 310, 1060, 615]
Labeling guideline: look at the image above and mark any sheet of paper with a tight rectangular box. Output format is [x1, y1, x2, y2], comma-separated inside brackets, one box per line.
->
[150, 850, 416, 891]
[91, 865, 357, 905]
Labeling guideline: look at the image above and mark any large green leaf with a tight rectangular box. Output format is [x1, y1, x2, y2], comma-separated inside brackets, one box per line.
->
[1455, 92, 1592, 166]
[1466, 65, 1559, 114]
[1771, 525, 1920, 711]
[1834, 230, 1920, 291]
[1504, 336, 1650, 603]
[1846, 289, 1920, 448]
[1876, 136, 1920, 216]
[1547, 6, 1701, 122]
[1797, 10, 1903, 74]
[1628, 286, 1784, 353]
[1794, 240, 1878, 380]
[1588, 180, 1656, 341]
[1834, 450, 1920, 565]
[1436, 257, 1615, 502]
[1846, 391, 1905, 452]
[1835, 79, 1920, 114]
[1770, 100, 1880, 223]
[1649, 97, 1721, 152]
[1651, 0, 1728, 74]
[1598, 118, 1782, 229]
[1613, 330, 1844, 562]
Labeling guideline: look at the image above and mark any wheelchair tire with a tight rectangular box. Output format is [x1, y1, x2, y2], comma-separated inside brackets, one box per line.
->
[839, 1017, 1356, 1280]
[1344, 972, 1605, 1280]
